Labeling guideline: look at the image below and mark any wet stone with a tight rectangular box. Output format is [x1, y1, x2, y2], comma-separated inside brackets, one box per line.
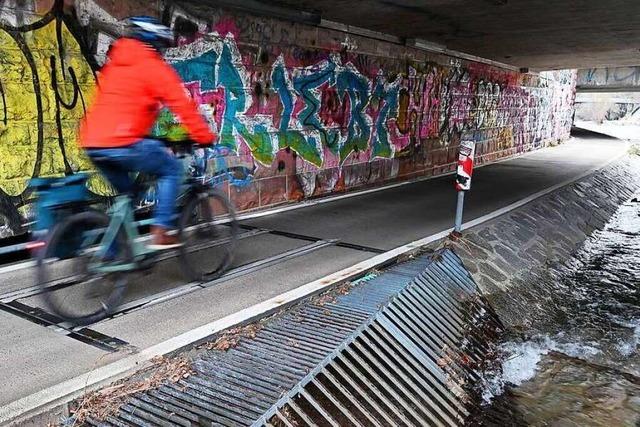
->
[565, 219, 588, 236]
[495, 244, 527, 268]
[491, 226, 517, 245]
[480, 354, 640, 427]
[546, 210, 567, 226]
[479, 262, 507, 283]
[464, 260, 479, 275]
[547, 199, 565, 212]
[464, 231, 488, 247]
[463, 240, 492, 261]
[527, 238, 547, 253]
[530, 204, 548, 219]
[593, 209, 613, 224]
[559, 247, 576, 261]
[554, 232, 575, 249]
[572, 188, 585, 198]
[452, 242, 474, 261]
[477, 275, 504, 295]
[477, 162, 640, 425]
[509, 212, 526, 222]
[522, 246, 547, 264]
[513, 226, 535, 244]
[491, 256, 515, 278]
[479, 228, 495, 241]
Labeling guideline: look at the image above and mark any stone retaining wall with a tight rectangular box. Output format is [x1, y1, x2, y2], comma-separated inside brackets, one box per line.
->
[444, 151, 640, 327]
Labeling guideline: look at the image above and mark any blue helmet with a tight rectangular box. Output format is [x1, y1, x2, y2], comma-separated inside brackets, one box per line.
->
[125, 16, 175, 48]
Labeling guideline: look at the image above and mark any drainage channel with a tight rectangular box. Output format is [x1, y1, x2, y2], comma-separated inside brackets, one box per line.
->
[238, 224, 387, 254]
[73, 249, 503, 426]
[0, 301, 129, 352]
[0, 228, 269, 303]
[94, 238, 337, 323]
[0, 234, 337, 352]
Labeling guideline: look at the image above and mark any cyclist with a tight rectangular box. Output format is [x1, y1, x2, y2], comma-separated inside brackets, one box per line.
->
[79, 16, 215, 249]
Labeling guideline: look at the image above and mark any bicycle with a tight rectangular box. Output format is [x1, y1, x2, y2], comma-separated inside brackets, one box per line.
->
[34, 140, 239, 326]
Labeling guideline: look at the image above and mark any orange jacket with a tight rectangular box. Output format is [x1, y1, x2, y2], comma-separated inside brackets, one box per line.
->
[79, 38, 215, 148]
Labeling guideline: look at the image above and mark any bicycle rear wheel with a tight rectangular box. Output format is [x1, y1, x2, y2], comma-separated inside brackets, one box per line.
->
[178, 190, 238, 281]
[37, 211, 131, 326]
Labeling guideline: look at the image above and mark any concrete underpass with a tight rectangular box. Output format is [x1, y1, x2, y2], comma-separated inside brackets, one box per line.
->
[1, 1, 640, 426]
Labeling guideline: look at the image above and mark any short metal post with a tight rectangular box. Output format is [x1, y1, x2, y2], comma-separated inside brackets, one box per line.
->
[454, 190, 465, 233]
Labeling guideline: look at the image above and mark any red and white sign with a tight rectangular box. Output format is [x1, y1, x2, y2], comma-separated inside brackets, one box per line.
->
[455, 140, 476, 191]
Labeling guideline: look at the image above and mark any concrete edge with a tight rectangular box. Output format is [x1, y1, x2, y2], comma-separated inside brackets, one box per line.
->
[0, 139, 629, 425]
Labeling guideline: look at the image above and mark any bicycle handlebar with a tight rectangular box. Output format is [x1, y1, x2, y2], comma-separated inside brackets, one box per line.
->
[152, 138, 210, 175]
[154, 138, 199, 153]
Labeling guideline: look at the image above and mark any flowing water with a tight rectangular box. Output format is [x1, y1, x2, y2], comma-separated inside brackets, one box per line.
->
[478, 196, 640, 426]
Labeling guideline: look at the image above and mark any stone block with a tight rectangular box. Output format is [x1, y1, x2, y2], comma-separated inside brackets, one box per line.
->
[352, 35, 377, 57]
[295, 24, 318, 48]
[286, 174, 304, 202]
[316, 28, 345, 51]
[491, 256, 514, 277]
[230, 180, 259, 211]
[2, 82, 38, 121]
[494, 243, 526, 269]
[35, 0, 54, 14]
[374, 40, 392, 57]
[479, 228, 495, 241]
[315, 168, 340, 195]
[367, 160, 386, 185]
[342, 162, 370, 190]
[464, 260, 479, 274]
[513, 224, 536, 243]
[268, 19, 296, 45]
[478, 262, 507, 283]
[92, 0, 160, 20]
[523, 246, 547, 264]
[258, 176, 287, 207]
[0, 145, 35, 189]
[451, 242, 474, 260]
[464, 240, 490, 260]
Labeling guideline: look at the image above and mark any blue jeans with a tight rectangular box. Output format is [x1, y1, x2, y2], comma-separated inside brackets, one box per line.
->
[87, 139, 181, 229]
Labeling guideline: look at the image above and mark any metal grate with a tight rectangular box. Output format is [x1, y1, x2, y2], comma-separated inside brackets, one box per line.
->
[255, 249, 503, 427]
[79, 249, 502, 426]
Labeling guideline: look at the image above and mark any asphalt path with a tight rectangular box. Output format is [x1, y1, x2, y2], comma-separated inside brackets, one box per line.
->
[0, 130, 627, 408]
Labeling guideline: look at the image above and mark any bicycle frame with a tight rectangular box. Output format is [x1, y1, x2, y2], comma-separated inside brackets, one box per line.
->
[34, 141, 241, 325]
[74, 143, 227, 275]
[88, 195, 152, 274]
[135, 146, 252, 211]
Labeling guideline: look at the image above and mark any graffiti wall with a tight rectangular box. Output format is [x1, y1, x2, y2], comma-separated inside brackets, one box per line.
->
[0, 0, 576, 239]
[577, 67, 640, 89]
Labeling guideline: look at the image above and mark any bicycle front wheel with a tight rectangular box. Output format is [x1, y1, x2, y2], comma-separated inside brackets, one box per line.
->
[37, 210, 131, 326]
[178, 190, 238, 281]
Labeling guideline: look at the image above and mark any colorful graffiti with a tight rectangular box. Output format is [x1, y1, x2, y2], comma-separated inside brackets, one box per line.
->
[158, 32, 575, 173]
[0, 0, 576, 239]
[0, 0, 100, 237]
[160, 37, 574, 160]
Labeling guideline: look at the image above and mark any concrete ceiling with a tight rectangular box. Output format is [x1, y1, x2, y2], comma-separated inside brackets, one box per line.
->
[257, 0, 640, 71]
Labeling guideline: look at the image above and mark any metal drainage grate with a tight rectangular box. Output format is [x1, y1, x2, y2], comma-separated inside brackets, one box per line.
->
[79, 249, 502, 426]
[255, 249, 503, 427]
